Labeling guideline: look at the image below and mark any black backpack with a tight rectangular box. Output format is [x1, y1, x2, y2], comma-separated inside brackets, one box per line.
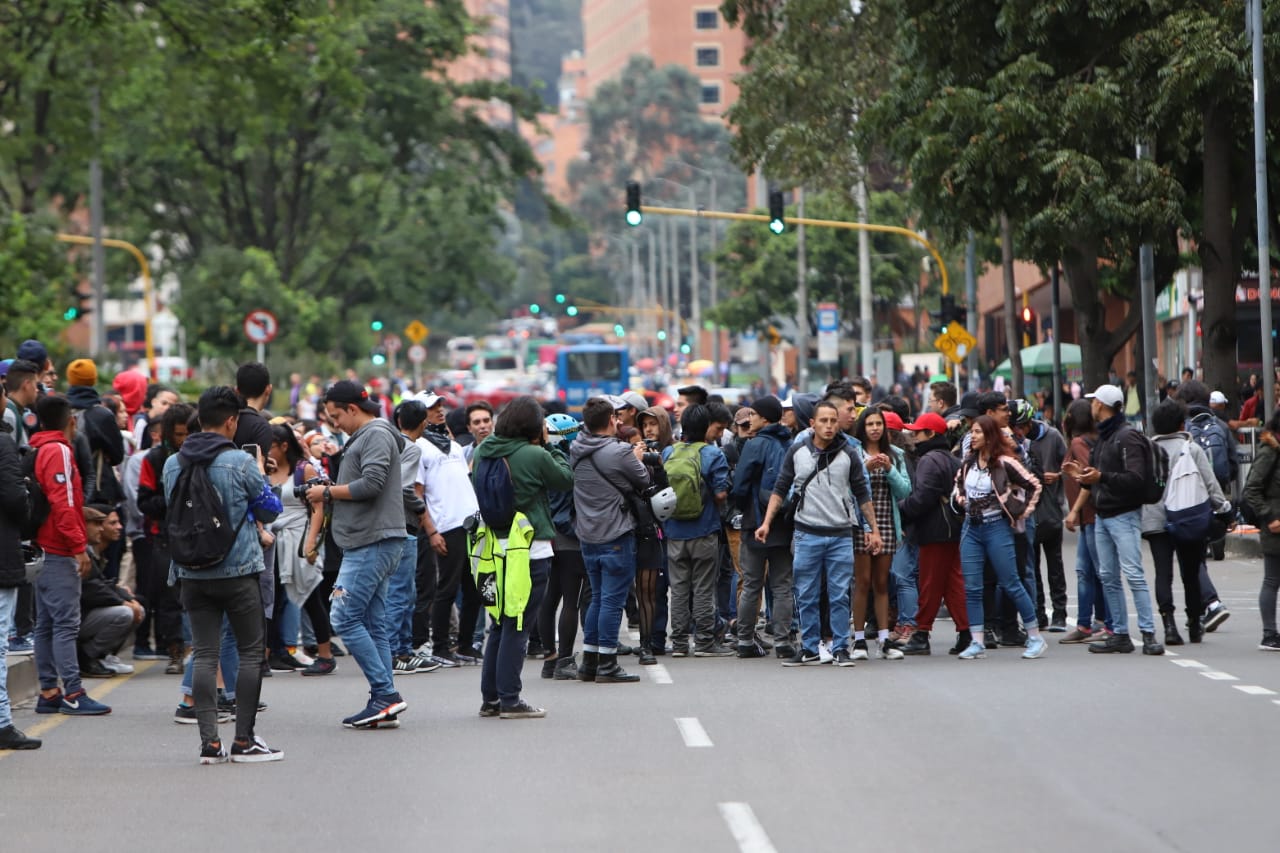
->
[19, 446, 50, 540]
[473, 455, 517, 533]
[166, 456, 249, 571]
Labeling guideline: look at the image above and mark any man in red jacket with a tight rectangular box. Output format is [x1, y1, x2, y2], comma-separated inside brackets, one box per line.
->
[31, 395, 111, 716]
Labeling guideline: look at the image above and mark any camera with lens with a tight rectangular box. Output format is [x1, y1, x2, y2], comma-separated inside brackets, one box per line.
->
[294, 477, 326, 501]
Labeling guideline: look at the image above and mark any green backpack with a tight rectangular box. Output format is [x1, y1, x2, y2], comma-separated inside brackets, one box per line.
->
[665, 441, 707, 520]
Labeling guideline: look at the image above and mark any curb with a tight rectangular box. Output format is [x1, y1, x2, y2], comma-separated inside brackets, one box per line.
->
[1227, 531, 1261, 559]
[4, 654, 37, 709]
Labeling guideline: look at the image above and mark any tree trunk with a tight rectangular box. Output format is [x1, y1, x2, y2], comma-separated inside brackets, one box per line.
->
[1000, 212, 1023, 397]
[1061, 237, 1143, 390]
[1200, 99, 1238, 406]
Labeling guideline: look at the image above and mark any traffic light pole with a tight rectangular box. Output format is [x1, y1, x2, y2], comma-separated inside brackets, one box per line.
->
[638, 205, 950, 296]
[56, 233, 156, 380]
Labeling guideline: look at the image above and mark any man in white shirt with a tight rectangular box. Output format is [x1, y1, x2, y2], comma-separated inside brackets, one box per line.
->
[415, 393, 482, 666]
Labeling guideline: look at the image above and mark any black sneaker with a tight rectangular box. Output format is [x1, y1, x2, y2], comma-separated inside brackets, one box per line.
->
[671, 642, 690, 658]
[176, 703, 233, 725]
[832, 648, 856, 667]
[267, 652, 304, 673]
[1203, 602, 1230, 633]
[81, 658, 117, 679]
[0, 725, 41, 750]
[1088, 633, 1136, 654]
[1048, 615, 1068, 632]
[479, 701, 501, 718]
[456, 647, 483, 665]
[999, 627, 1028, 647]
[736, 642, 767, 659]
[901, 631, 932, 656]
[1141, 631, 1165, 656]
[259, 659, 272, 678]
[693, 643, 734, 657]
[781, 649, 823, 667]
[774, 644, 797, 660]
[199, 739, 228, 765]
[330, 641, 347, 657]
[499, 700, 547, 719]
[431, 650, 462, 668]
[1258, 634, 1280, 651]
[230, 735, 283, 763]
[300, 657, 337, 676]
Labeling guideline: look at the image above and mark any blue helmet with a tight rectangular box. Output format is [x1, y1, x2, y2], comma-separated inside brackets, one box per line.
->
[545, 412, 582, 445]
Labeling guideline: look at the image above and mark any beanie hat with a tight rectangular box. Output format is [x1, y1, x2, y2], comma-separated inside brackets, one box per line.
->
[67, 358, 98, 388]
[791, 393, 820, 430]
[111, 369, 148, 414]
[750, 395, 783, 423]
[17, 339, 48, 367]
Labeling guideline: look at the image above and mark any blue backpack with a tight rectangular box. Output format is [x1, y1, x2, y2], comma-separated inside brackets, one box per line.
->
[472, 456, 516, 533]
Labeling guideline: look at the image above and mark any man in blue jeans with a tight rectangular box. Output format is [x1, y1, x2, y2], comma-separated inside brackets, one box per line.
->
[755, 401, 880, 667]
[1065, 385, 1164, 656]
[0, 386, 41, 748]
[571, 396, 650, 683]
[307, 381, 408, 728]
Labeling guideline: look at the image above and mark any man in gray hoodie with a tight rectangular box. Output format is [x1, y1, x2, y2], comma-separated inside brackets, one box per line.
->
[306, 381, 407, 729]
[570, 396, 650, 682]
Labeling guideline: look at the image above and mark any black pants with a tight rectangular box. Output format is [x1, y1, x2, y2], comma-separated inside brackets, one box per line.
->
[411, 530, 437, 649]
[538, 548, 589, 659]
[431, 527, 480, 655]
[133, 536, 183, 649]
[181, 574, 264, 746]
[1149, 533, 1205, 621]
[14, 582, 34, 636]
[1032, 522, 1069, 621]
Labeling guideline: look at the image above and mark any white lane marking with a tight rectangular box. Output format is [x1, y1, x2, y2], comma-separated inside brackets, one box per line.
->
[646, 663, 672, 684]
[1164, 650, 1179, 657]
[1273, 700, 1280, 706]
[1199, 671, 1239, 681]
[1172, 659, 1207, 668]
[1234, 685, 1278, 696]
[719, 802, 778, 853]
[676, 717, 713, 748]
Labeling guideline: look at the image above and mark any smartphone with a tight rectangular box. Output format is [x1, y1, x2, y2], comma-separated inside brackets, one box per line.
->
[243, 444, 261, 461]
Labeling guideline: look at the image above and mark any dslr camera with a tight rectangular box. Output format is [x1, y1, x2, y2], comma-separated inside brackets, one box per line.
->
[294, 477, 326, 501]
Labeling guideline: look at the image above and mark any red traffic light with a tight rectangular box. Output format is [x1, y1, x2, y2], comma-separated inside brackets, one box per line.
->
[1020, 306, 1033, 324]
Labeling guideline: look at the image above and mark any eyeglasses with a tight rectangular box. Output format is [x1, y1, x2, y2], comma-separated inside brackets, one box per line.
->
[735, 422, 750, 429]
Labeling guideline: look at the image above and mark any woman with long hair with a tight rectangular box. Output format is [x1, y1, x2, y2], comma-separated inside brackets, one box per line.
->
[1244, 406, 1280, 650]
[636, 405, 675, 660]
[265, 423, 335, 675]
[952, 415, 1045, 660]
[1060, 398, 1111, 644]
[850, 407, 911, 660]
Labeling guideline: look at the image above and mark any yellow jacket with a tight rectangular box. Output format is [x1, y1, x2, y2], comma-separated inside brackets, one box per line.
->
[470, 512, 535, 628]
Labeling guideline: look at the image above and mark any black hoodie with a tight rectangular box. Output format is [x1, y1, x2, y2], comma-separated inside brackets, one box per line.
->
[897, 434, 962, 545]
[66, 385, 125, 505]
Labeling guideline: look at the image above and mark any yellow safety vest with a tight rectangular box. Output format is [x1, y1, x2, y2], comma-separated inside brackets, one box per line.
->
[470, 512, 535, 628]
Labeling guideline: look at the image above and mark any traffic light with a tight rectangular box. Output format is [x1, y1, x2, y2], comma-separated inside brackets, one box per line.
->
[939, 294, 956, 325]
[613, 323, 625, 338]
[680, 343, 692, 355]
[566, 305, 579, 317]
[656, 330, 667, 341]
[555, 293, 566, 305]
[371, 319, 384, 332]
[1020, 306, 1036, 343]
[530, 303, 541, 315]
[64, 284, 91, 321]
[768, 190, 786, 235]
[371, 346, 387, 366]
[625, 181, 642, 227]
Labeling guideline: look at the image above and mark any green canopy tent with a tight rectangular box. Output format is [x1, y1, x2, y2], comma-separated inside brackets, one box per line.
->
[993, 342, 1082, 378]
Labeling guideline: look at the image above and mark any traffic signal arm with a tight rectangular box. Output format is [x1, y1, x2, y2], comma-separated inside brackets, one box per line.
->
[637, 205, 950, 296]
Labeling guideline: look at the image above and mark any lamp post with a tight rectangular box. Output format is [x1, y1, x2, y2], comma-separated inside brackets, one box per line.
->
[668, 159, 720, 380]
[652, 177, 700, 358]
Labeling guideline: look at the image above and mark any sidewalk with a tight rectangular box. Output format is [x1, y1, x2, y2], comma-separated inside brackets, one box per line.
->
[1227, 525, 1262, 558]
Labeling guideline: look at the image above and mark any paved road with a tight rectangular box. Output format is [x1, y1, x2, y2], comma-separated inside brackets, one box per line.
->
[3, 540, 1279, 852]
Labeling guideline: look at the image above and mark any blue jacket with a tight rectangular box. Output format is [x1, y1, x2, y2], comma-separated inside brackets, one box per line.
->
[162, 431, 282, 581]
[661, 441, 730, 540]
[730, 423, 793, 548]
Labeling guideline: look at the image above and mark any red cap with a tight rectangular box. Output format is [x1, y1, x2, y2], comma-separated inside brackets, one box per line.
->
[882, 411, 905, 432]
[903, 412, 948, 434]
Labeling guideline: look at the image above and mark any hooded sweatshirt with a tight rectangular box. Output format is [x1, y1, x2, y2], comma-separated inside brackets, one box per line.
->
[772, 432, 873, 537]
[570, 430, 651, 544]
[66, 384, 125, 505]
[111, 370, 148, 415]
[31, 429, 87, 556]
[472, 433, 573, 542]
[330, 417, 404, 550]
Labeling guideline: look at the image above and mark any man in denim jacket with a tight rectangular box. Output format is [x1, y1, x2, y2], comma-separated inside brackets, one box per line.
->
[163, 386, 283, 764]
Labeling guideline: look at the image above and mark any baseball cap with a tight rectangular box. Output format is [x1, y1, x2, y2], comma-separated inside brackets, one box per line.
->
[1085, 384, 1124, 409]
[1209, 390, 1228, 405]
[882, 411, 905, 432]
[903, 412, 948, 434]
[325, 380, 380, 414]
[604, 394, 629, 410]
[620, 391, 648, 411]
[415, 391, 444, 409]
[957, 392, 981, 419]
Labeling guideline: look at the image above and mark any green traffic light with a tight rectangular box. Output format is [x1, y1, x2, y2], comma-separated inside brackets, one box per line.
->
[625, 210, 642, 227]
[769, 219, 785, 235]
[372, 353, 386, 366]
[657, 330, 667, 341]
[371, 320, 384, 331]
[566, 306, 579, 317]
[64, 307, 78, 321]
[555, 293, 566, 304]
[614, 324, 625, 337]
[680, 344, 691, 354]
[530, 303, 541, 314]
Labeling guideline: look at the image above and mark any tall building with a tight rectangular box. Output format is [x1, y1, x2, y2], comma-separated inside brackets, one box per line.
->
[448, 0, 514, 125]
[582, 1, 746, 119]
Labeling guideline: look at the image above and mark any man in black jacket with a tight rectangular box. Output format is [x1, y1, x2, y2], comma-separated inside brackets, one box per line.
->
[78, 505, 144, 678]
[0, 384, 41, 749]
[1065, 385, 1163, 655]
[64, 359, 126, 508]
[897, 413, 969, 655]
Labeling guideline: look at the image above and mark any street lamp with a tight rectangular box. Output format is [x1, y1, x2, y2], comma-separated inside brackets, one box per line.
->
[668, 157, 721, 382]
[651, 176, 701, 359]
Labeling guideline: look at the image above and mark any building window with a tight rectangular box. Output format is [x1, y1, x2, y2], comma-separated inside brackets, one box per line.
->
[700, 83, 721, 105]
[695, 9, 719, 30]
[696, 47, 720, 67]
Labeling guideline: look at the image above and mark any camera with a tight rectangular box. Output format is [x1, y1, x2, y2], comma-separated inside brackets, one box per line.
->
[294, 477, 326, 501]
[644, 439, 660, 450]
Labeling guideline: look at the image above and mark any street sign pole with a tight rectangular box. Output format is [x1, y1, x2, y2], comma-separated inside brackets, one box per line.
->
[257, 341, 265, 364]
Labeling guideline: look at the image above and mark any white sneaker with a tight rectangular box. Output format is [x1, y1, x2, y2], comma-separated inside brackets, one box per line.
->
[101, 654, 135, 674]
[289, 649, 315, 667]
[877, 641, 904, 660]
[850, 640, 870, 661]
[818, 641, 834, 663]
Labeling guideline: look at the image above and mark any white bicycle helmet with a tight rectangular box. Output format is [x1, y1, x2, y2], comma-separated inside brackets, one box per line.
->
[647, 486, 678, 522]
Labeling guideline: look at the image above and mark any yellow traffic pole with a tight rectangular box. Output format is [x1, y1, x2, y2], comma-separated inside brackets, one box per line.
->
[56, 234, 156, 380]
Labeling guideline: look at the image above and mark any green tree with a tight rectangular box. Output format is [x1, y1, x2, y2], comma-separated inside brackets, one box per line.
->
[0, 204, 81, 355]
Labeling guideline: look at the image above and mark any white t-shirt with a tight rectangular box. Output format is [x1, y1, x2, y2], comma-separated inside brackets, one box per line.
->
[416, 436, 479, 534]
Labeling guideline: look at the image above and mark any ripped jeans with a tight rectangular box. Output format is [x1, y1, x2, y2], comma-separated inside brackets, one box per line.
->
[329, 539, 403, 699]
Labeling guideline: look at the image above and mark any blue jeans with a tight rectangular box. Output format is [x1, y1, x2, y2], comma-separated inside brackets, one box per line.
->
[1074, 523, 1111, 630]
[581, 533, 636, 654]
[961, 519, 1036, 631]
[792, 531, 854, 654]
[1094, 510, 1155, 635]
[890, 541, 920, 628]
[0, 587, 16, 728]
[330, 539, 402, 698]
[386, 536, 418, 657]
[481, 558, 550, 706]
[34, 554, 82, 696]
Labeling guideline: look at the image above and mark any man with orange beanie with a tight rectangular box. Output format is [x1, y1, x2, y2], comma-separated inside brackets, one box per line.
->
[65, 359, 126, 507]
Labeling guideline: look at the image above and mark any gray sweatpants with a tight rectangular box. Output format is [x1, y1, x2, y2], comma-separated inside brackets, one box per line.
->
[667, 534, 719, 645]
[35, 554, 82, 695]
[736, 542, 795, 647]
[80, 605, 134, 659]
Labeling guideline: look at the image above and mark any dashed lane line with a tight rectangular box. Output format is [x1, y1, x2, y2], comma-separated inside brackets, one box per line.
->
[1199, 671, 1240, 681]
[1172, 659, 1207, 668]
[646, 663, 672, 684]
[1233, 685, 1278, 696]
[675, 717, 713, 748]
[719, 802, 778, 853]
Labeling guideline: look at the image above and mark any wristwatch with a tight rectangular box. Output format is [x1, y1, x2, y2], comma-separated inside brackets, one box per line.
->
[323, 486, 332, 504]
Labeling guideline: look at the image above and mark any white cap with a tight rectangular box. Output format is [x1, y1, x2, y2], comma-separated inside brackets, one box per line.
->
[1210, 390, 1228, 405]
[621, 391, 649, 411]
[415, 392, 444, 409]
[592, 394, 629, 410]
[781, 394, 794, 410]
[1085, 384, 1124, 409]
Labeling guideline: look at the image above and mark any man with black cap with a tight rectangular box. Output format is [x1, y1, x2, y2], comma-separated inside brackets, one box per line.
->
[1063, 384, 1163, 655]
[730, 395, 796, 658]
[306, 380, 410, 727]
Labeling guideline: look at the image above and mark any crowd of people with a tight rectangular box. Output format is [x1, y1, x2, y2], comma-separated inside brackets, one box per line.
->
[3, 335, 1279, 765]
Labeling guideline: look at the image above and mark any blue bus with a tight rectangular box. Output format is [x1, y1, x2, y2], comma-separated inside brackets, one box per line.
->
[556, 345, 629, 412]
